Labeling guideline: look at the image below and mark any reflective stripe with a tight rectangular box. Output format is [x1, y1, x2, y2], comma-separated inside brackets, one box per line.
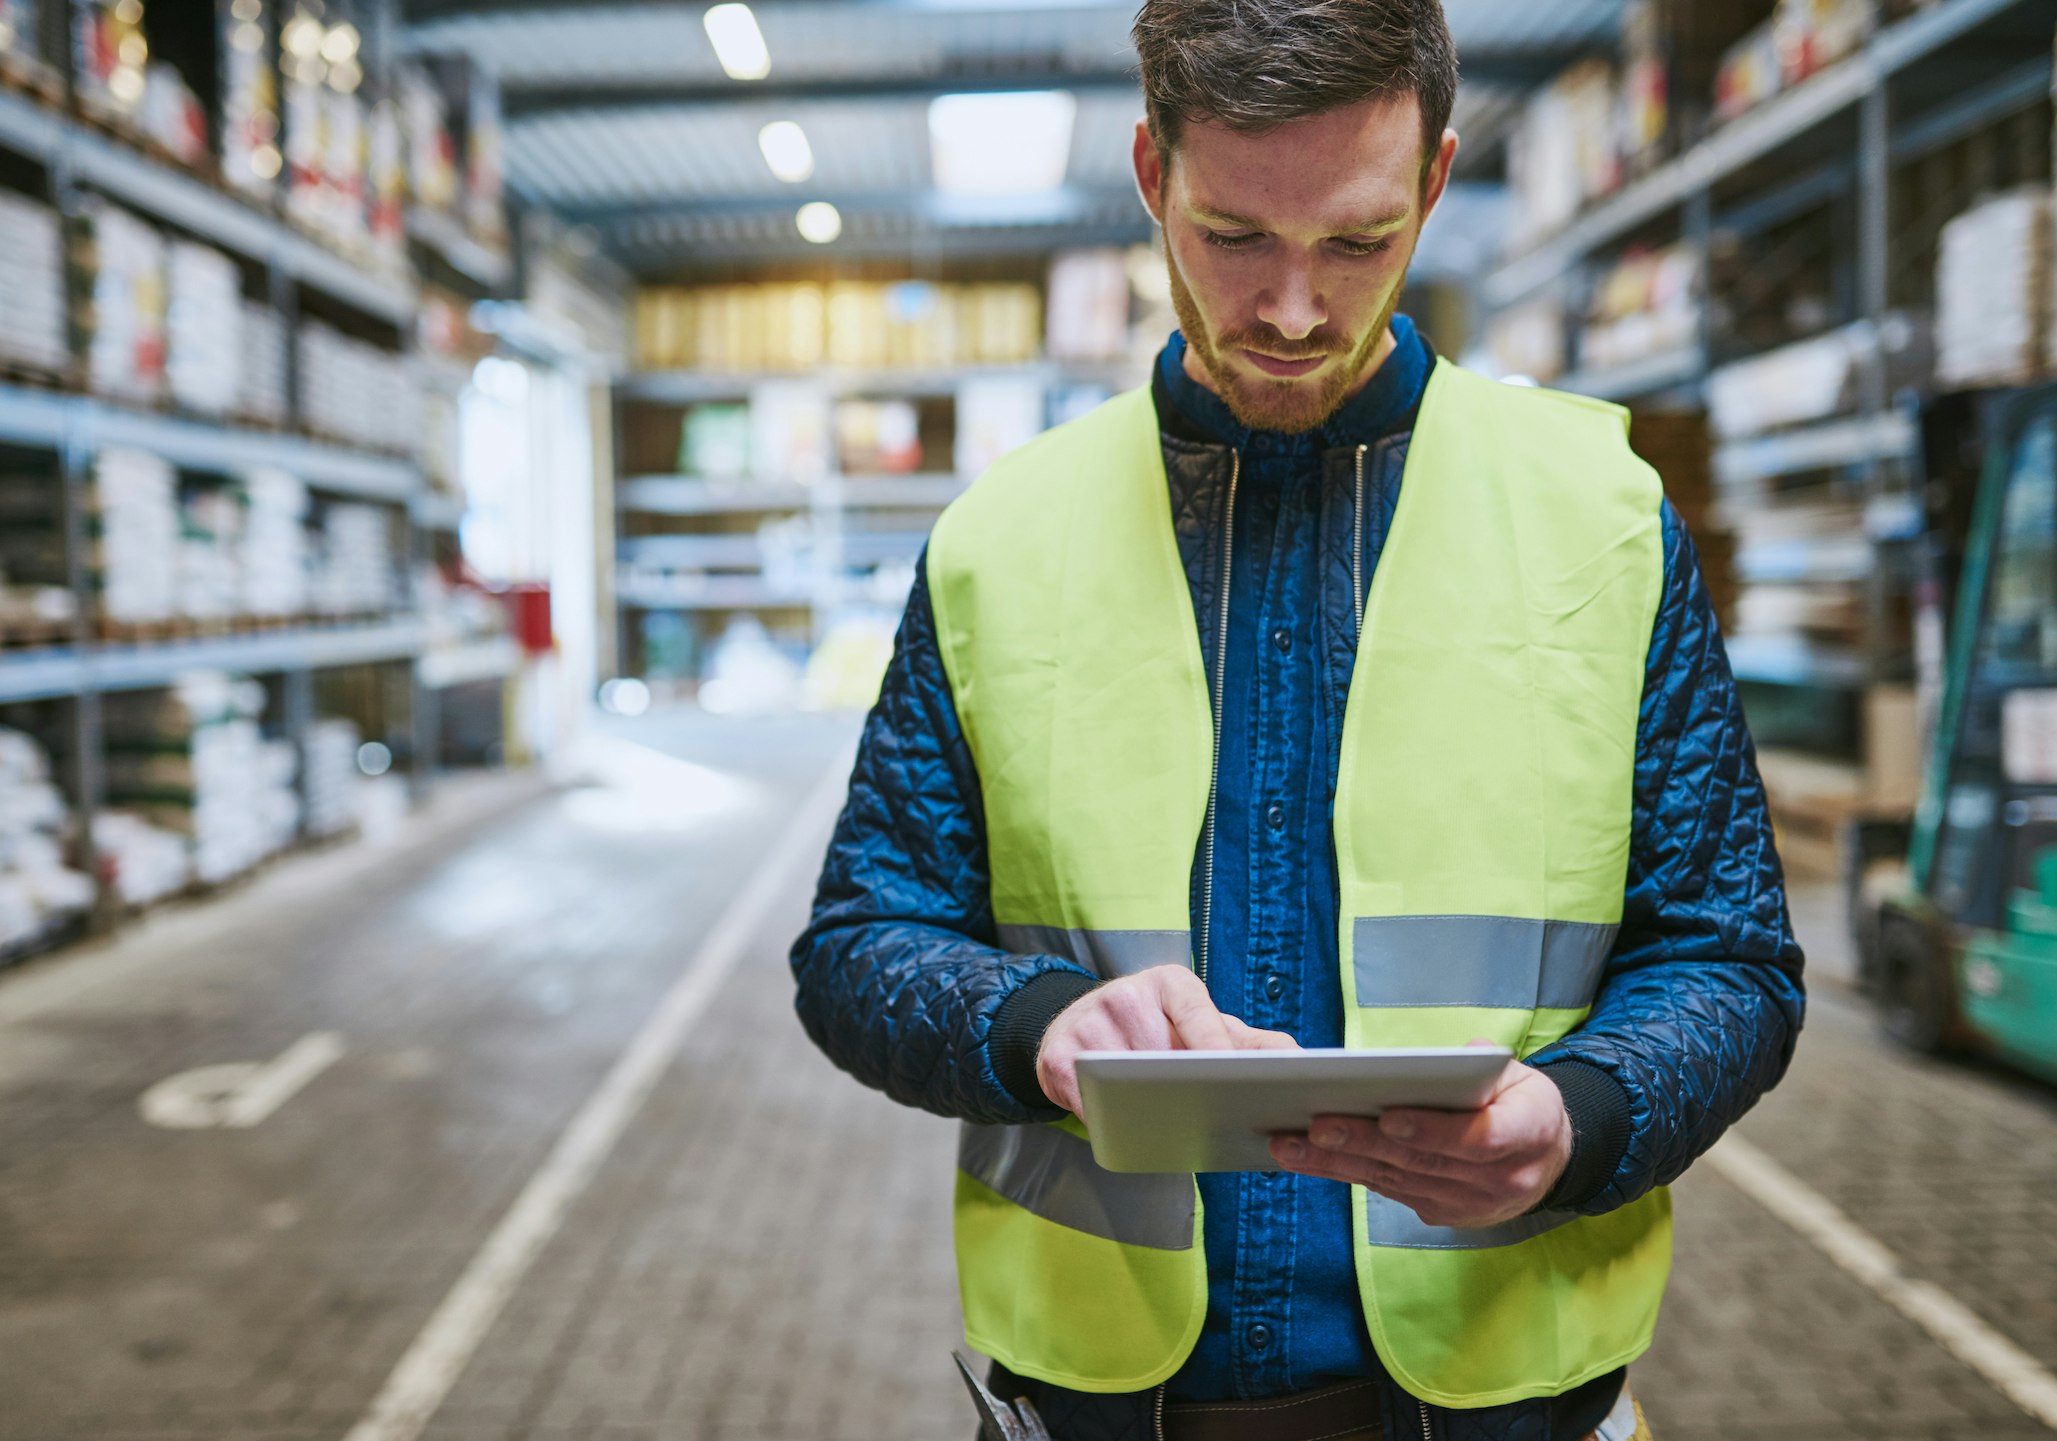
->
[960, 1122, 1195, 1251]
[996, 924, 1190, 981]
[1364, 1190, 1576, 1250]
[1352, 916, 1616, 1010]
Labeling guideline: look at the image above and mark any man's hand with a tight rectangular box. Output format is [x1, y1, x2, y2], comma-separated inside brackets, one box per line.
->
[1268, 1044, 1572, 1228]
[1035, 964, 1297, 1117]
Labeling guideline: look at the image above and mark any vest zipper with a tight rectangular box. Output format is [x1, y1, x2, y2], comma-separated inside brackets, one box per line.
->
[1198, 447, 1240, 986]
[1418, 1398, 1433, 1441]
[1154, 1382, 1168, 1441]
[1352, 443, 1368, 638]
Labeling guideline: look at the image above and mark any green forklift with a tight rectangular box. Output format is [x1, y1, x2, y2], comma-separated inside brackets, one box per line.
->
[1855, 384, 2057, 1081]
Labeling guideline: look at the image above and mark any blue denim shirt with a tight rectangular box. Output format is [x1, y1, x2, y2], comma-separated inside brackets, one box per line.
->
[1159, 321, 1427, 1399]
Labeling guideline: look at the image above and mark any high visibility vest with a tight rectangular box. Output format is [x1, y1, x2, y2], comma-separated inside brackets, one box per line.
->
[925, 357, 1673, 1408]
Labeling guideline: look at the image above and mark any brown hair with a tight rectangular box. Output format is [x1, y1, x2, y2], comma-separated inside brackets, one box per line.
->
[1132, 0, 1458, 174]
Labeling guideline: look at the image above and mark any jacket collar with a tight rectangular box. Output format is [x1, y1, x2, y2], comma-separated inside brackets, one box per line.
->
[1153, 314, 1432, 456]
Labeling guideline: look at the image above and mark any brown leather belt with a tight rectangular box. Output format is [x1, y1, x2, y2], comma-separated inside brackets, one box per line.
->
[1160, 1378, 1383, 1441]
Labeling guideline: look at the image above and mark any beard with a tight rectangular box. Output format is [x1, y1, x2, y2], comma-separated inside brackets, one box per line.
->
[1167, 249, 1403, 435]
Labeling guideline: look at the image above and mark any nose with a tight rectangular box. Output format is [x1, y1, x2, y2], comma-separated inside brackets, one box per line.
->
[1255, 264, 1325, 342]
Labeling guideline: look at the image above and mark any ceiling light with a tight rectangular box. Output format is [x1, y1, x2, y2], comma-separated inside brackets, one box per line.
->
[704, 4, 770, 81]
[796, 201, 842, 244]
[758, 121, 814, 183]
[929, 90, 1075, 196]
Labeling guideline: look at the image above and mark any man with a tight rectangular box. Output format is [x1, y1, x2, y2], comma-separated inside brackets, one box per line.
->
[791, 0, 1805, 1436]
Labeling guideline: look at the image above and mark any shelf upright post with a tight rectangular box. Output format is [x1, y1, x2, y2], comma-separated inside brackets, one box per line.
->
[1858, 81, 1893, 687]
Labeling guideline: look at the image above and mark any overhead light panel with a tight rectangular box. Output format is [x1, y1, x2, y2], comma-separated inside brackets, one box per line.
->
[758, 121, 814, 183]
[704, 3, 770, 81]
[929, 91, 1075, 196]
[796, 201, 842, 244]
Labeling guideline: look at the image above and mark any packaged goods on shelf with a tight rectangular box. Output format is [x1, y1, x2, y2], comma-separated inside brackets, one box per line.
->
[463, 68, 507, 250]
[165, 240, 242, 417]
[1706, 317, 1930, 437]
[80, 201, 167, 403]
[72, 0, 148, 123]
[1716, 0, 1875, 124]
[138, 60, 207, 167]
[1046, 249, 1131, 362]
[281, 5, 371, 251]
[237, 302, 289, 425]
[1507, 60, 1622, 247]
[302, 717, 361, 838]
[92, 809, 188, 905]
[1579, 244, 1700, 373]
[310, 502, 396, 615]
[0, 727, 92, 955]
[637, 281, 1043, 372]
[1936, 188, 2051, 390]
[0, 0, 54, 88]
[219, 0, 282, 197]
[299, 322, 421, 454]
[0, 568, 76, 631]
[401, 64, 459, 214]
[176, 484, 242, 620]
[368, 98, 405, 261]
[1484, 299, 1569, 383]
[748, 381, 831, 484]
[92, 448, 178, 623]
[240, 467, 309, 616]
[1617, 0, 1769, 173]
[956, 376, 1046, 477]
[678, 404, 751, 480]
[834, 400, 922, 475]
[101, 672, 299, 886]
[0, 189, 69, 377]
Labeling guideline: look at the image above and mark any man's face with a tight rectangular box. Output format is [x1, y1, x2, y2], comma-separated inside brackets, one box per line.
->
[1134, 97, 1457, 433]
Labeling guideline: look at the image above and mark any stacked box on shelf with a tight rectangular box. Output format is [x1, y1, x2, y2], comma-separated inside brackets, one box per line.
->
[165, 240, 242, 417]
[1506, 60, 1623, 247]
[175, 482, 242, 620]
[310, 501, 395, 616]
[1044, 249, 1131, 363]
[91, 447, 178, 624]
[282, 2, 370, 255]
[0, 190, 69, 378]
[218, 0, 283, 200]
[1715, 0, 1877, 125]
[0, 466, 67, 624]
[240, 466, 308, 616]
[1936, 188, 2051, 390]
[1484, 299, 1569, 383]
[79, 200, 167, 404]
[1617, 0, 1769, 175]
[1580, 243, 1701, 373]
[101, 673, 299, 886]
[635, 281, 1044, 372]
[237, 301, 289, 425]
[1627, 412, 1737, 632]
[0, 0, 63, 100]
[0, 727, 92, 956]
[299, 321, 420, 454]
[302, 716, 360, 837]
[92, 808, 187, 905]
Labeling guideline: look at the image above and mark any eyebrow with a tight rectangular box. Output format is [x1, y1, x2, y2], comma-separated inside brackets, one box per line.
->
[1191, 203, 1413, 235]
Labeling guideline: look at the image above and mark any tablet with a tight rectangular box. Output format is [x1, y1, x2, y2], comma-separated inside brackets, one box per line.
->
[1074, 1047, 1512, 1174]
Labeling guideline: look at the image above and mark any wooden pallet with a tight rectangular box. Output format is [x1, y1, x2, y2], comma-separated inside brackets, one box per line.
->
[0, 356, 80, 393]
[0, 617, 77, 651]
[96, 617, 187, 646]
[0, 50, 64, 109]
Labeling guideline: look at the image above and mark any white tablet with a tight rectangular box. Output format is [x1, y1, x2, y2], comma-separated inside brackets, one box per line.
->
[1074, 1047, 1512, 1174]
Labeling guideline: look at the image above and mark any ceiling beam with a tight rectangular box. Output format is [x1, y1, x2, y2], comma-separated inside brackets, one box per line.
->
[568, 183, 1147, 229]
[503, 65, 1138, 119]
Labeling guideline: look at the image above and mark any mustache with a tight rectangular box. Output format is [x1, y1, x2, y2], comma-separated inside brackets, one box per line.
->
[1217, 327, 1347, 360]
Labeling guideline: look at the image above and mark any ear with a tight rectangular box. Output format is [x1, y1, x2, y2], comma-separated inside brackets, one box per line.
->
[1133, 120, 1168, 226]
[1419, 128, 1459, 222]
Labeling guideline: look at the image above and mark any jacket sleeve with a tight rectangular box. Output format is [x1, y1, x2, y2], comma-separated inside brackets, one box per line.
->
[1531, 501, 1807, 1213]
[790, 550, 1098, 1124]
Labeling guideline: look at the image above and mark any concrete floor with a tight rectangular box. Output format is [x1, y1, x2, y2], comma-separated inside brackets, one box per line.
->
[0, 711, 2053, 1440]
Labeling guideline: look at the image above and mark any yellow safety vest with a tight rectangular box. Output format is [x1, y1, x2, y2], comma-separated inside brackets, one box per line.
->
[925, 358, 1673, 1407]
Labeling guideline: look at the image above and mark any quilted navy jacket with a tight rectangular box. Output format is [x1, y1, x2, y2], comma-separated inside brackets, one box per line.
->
[791, 328, 1806, 1441]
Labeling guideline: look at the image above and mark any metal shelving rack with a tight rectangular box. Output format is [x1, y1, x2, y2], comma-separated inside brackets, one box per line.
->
[1483, 0, 2055, 702]
[0, 77, 503, 950]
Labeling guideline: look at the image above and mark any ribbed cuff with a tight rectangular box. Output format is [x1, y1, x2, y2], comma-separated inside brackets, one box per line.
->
[1535, 1059, 1634, 1212]
[989, 969, 1101, 1111]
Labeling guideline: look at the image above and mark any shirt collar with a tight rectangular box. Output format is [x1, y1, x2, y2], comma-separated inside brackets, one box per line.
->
[1155, 313, 1431, 453]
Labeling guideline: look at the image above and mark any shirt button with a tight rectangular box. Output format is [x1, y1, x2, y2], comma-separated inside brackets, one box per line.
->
[1247, 1322, 1272, 1352]
[1265, 973, 1285, 1001]
[1271, 627, 1292, 655]
[1265, 802, 1286, 830]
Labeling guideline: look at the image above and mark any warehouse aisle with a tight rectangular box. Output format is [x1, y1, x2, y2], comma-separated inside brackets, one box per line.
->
[4, 715, 2057, 1440]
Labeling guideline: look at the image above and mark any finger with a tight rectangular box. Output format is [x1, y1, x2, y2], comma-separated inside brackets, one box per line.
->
[1379, 1091, 1538, 1163]
[1306, 1114, 1477, 1180]
[1223, 1015, 1301, 1051]
[1158, 971, 1235, 1051]
[1273, 1140, 1492, 1208]
[1036, 1049, 1083, 1117]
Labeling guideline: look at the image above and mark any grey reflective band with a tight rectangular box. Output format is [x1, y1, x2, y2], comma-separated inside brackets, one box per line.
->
[1364, 1191, 1576, 1250]
[996, 924, 1191, 981]
[959, 1122, 1195, 1251]
[1352, 915, 1617, 1010]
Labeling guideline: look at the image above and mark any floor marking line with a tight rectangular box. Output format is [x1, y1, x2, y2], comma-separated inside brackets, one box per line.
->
[1706, 1133, 2057, 1429]
[223, 1031, 346, 1128]
[341, 750, 854, 1441]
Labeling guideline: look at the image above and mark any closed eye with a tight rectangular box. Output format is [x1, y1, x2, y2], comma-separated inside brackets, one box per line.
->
[1203, 230, 1264, 250]
[1333, 237, 1392, 257]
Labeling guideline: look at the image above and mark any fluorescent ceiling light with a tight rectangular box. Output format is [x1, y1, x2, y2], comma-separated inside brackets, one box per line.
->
[704, 3, 770, 81]
[758, 121, 814, 183]
[796, 201, 842, 244]
[929, 90, 1075, 195]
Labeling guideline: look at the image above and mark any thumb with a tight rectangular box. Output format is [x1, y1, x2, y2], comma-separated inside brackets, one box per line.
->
[1223, 1015, 1300, 1051]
